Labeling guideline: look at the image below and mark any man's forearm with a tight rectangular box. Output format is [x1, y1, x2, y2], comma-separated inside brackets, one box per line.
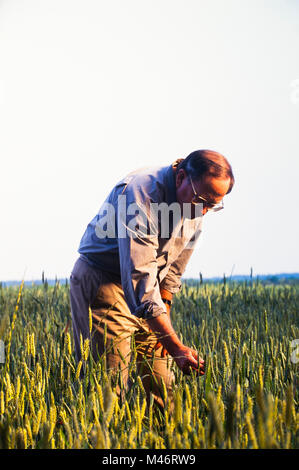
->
[147, 313, 183, 356]
[147, 302, 205, 375]
[148, 288, 205, 375]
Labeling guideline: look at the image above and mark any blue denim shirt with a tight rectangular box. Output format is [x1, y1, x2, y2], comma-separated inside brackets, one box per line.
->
[78, 160, 202, 319]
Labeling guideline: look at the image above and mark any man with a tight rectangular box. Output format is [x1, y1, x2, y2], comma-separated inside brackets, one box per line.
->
[69, 149, 234, 407]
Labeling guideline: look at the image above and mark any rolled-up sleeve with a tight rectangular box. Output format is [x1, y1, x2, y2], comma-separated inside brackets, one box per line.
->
[117, 182, 167, 320]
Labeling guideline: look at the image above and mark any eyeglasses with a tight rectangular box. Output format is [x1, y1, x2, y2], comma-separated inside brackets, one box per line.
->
[189, 175, 224, 212]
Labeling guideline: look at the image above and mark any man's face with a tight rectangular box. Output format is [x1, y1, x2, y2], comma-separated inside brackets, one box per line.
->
[175, 169, 231, 217]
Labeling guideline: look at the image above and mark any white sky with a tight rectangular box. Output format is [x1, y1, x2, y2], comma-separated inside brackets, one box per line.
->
[0, 0, 299, 281]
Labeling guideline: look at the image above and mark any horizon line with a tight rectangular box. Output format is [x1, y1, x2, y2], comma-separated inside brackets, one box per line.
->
[1, 271, 299, 286]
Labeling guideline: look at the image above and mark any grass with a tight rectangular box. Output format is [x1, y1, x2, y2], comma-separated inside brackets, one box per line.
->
[0, 277, 298, 448]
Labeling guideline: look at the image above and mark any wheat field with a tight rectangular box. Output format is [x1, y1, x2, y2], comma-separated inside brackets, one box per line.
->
[0, 278, 298, 449]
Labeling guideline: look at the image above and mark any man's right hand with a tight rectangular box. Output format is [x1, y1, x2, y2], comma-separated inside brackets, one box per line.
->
[172, 344, 205, 375]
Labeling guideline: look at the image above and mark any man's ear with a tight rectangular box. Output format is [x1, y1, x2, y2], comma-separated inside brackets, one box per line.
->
[176, 169, 186, 189]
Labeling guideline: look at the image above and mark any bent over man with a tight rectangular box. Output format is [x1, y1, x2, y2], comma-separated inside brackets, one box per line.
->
[69, 149, 234, 408]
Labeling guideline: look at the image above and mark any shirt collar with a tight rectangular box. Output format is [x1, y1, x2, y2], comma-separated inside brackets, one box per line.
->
[165, 159, 183, 205]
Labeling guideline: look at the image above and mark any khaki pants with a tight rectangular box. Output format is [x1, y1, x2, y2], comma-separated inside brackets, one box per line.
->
[70, 257, 175, 409]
